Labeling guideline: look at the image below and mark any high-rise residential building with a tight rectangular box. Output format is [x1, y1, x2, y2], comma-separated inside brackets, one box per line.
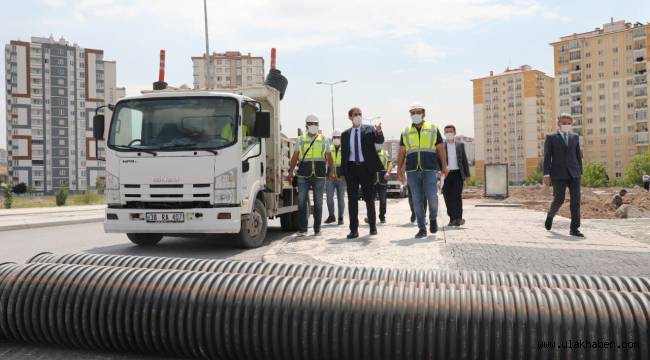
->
[192, 51, 265, 89]
[471, 65, 556, 183]
[4, 36, 120, 193]
[0, 148, 7, 183]
[551, 20, 649, 179]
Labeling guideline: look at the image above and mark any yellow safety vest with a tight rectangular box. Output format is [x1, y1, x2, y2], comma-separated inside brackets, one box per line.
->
[221, 123, 248, 143]
[376, 149, 390, 184]
[297, 134, 327, 178]
[330, 144, 342, 177]
[402, 121, 439, 172]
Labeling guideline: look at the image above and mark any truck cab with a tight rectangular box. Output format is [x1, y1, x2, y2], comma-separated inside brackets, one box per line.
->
[94, 85, 298, 248]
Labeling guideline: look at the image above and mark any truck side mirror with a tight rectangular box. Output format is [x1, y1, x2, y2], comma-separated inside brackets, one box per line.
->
[254, 112, 271, 138]
[93, 115, 105, 140]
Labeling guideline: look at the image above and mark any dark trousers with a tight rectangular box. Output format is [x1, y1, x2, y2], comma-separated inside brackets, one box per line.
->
[346, 162, 377, 231]
[547, 177, 581, 230]
[375, 182, 387, 220]
[644, 181, 650, 191]
[442, 170, 464, 221]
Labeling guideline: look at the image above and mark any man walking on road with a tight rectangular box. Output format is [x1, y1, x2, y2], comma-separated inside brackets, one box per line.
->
[366, 144, 393, 224]
[397, 102, 448, 238]
[643, 174, 650, 191]
[288, 114, 334, 236]
[340, 107, 385, 239]
[441, 125, 470, 227]
[325, 129, 346, 225]
[543, 113, 584, 237]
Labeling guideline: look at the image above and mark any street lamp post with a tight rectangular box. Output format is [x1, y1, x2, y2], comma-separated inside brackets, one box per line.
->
[316, 80, 347, 132]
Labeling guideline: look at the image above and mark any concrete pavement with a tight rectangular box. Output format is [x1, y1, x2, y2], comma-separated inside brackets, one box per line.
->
[0, 205, 105, 231]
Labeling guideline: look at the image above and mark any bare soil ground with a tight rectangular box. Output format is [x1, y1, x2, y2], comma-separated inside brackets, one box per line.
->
[463, 185, 650, 219]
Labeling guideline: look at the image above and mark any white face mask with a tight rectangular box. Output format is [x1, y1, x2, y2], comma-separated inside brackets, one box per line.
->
[444, 132, 455, 140]
[411, 114, 423, 124]
[560, 124, 572, 133]
[332, 138, 341, 146]
[352, 116, 362, 127]
[375, 144, 383, 151]
[307, 125, 319, 135]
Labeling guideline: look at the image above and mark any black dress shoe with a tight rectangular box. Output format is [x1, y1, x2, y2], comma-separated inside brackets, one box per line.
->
[347, 231, 359, 239]
[370, 227, 378, 235]
[415, 229, 427, 238]
[545, 217, 553, 231]
[429, 220, 438, 234]
[457, 219, 465, 226]
[570, 229, 584, 237]
[410, 214, 416, 223]
[379, 217, 386, 224]
[324, 216, 336, 224]
[447, 220, 455, 226]
[338, 219, 344, 225]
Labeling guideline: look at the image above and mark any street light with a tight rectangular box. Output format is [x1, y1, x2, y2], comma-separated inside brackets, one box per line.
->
[316, 80, 348, 132]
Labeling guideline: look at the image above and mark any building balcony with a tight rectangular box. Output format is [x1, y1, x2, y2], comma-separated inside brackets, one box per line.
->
[635, 56, 646, 63]
[570, 66, 581, 73]
[633, 31, 646, 40]
[636, 132, 649, 145]
[635, 69, 647, 75]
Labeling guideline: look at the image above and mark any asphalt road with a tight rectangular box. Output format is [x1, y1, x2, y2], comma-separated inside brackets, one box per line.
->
[0, 219, 288, 360]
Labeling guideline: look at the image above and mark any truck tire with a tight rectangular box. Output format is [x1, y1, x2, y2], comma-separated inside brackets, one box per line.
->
[127, 233, 163, 246]
[238, 199, 268, 248]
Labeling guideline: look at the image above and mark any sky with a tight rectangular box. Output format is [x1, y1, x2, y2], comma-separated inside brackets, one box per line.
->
[1, 0, 649, 149]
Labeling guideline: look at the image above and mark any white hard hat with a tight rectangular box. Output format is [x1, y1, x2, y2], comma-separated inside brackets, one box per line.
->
[409, 102, 425, 111]
[332, 129, 342, 137]
[305, 113, 320, 124]
[558, 112, 573, 120]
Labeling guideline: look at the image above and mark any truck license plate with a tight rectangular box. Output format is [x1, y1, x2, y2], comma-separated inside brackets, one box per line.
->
[145, 212, 184, 223]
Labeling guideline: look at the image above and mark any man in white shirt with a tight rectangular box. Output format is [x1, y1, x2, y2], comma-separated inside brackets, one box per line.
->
[441, 125, 470, 226]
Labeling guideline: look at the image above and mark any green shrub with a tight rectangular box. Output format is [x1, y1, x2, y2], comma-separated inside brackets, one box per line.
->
[55, 188, 68, 206]
[609, 178, 626, 187]
[465, 177, 479, 186]
[623, 153, 650, 186]
[522, 169, 543, 185]
[79, 190, 98, 205]
[1, 183, 13, 209]
[95, 177, 106, 195]
[582, 160, 609, 187]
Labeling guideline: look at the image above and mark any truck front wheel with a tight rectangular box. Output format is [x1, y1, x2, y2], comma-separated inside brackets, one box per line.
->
[127, 233, 163, 246]
[237, 199, 268, 249]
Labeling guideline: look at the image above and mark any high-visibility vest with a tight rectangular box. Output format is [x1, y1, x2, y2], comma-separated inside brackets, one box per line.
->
[330, 144, 342, 177]
[297, 134, 327, 178]
[221, 123, 248, 144]
[376, 149, 390, 184]
[401, 121, 439, 172]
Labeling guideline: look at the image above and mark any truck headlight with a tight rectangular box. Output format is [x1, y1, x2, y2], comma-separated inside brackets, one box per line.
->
[214, 169, 237, 189]
[106, 189, 120, 205]
[106, 173, 119, 190]
[214, 189, 236, 204]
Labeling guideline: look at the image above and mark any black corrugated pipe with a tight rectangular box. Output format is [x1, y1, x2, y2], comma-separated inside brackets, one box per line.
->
[28, 252, 650, 292]
[0, 262, 648, 360]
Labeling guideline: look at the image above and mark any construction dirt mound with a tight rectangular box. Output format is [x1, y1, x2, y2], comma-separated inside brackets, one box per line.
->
[464, 185, 650, 219]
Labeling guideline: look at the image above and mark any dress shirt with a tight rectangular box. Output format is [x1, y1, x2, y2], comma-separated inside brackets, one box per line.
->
[447, 142, 459, 170]
[348, 127, 365, 162]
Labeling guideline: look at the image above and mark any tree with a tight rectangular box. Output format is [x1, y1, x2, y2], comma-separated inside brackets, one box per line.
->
[55, 188, 68, 206]
[623, 153, 650, 186]
[582, 160, 609, 187]
[1, 183, 13, 209]
[12, 182, 27, 194]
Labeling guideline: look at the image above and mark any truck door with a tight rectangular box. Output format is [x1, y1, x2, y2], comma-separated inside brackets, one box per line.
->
[241, 103, 263, 209]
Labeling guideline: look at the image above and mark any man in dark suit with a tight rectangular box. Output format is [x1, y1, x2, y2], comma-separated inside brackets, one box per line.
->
[441, 125, 470, 227]
[543, 113, 584, 237]
[340, 107, 385, 239]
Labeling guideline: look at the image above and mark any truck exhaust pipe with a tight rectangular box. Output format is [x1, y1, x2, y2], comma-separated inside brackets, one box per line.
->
[152, 49, 168, 90]
[264, 47, 288, 100]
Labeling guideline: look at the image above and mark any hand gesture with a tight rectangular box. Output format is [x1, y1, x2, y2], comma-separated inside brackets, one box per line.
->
[543, 176, 551, 186]
[374, 122, 382, 133]
[384, 172, 390, 181]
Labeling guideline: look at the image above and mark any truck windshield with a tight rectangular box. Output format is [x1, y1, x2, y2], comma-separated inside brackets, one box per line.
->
[108, 97, 238, 151]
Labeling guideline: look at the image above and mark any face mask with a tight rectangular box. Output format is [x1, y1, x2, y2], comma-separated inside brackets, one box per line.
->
[444, 132, 455, 140]
[307, 125, 319, 134]
[411, 114, 423, 124]
[375, 144, 383, 151]
[560, 124, 572, 133]
[352, 116, 362, 126]
[332, 138, 341, 146]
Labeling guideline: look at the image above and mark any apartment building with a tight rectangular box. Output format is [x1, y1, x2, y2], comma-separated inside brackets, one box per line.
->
[551, 20, 649, 179]
[192, 51, 264, 89]
[455, 135, 476, 164]
[4, 36, 120, 193]
[472, 65, 556, 183]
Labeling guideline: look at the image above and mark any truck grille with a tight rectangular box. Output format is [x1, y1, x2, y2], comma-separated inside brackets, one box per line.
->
[122, 201, 213, 209]
[121, 183, 214, 203]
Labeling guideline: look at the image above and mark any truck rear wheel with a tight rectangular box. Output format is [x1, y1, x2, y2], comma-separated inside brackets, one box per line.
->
[238, 199, 268, 248]
[127, 233, 163, 246]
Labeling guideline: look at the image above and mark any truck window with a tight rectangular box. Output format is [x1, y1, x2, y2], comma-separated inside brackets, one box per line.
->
[108, 97, 238, 151]
[242, 103, 259, 151]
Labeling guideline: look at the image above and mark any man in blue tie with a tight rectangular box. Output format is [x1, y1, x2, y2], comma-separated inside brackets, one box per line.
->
[543, 113, 584, 237]
[339, 107, 385, 239]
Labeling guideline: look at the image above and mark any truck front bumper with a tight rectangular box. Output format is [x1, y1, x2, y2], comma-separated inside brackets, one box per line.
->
[104, 207, 241, 234]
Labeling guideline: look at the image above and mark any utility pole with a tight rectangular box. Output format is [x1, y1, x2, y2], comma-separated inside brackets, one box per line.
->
[315, 80, 348, 132]
[203, 0, 212, 89]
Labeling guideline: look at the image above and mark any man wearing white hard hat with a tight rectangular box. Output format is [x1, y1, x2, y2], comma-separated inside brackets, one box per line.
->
[325, 129, 346, 225]
[288, 114, 335, 236]
[397, 102, 448, 238]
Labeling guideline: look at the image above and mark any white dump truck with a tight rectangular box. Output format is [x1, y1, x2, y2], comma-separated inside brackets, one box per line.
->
[92, 83, 300, 248]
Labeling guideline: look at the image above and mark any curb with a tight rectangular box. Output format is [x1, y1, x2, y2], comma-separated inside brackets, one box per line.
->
[0, 217, 104, 232]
